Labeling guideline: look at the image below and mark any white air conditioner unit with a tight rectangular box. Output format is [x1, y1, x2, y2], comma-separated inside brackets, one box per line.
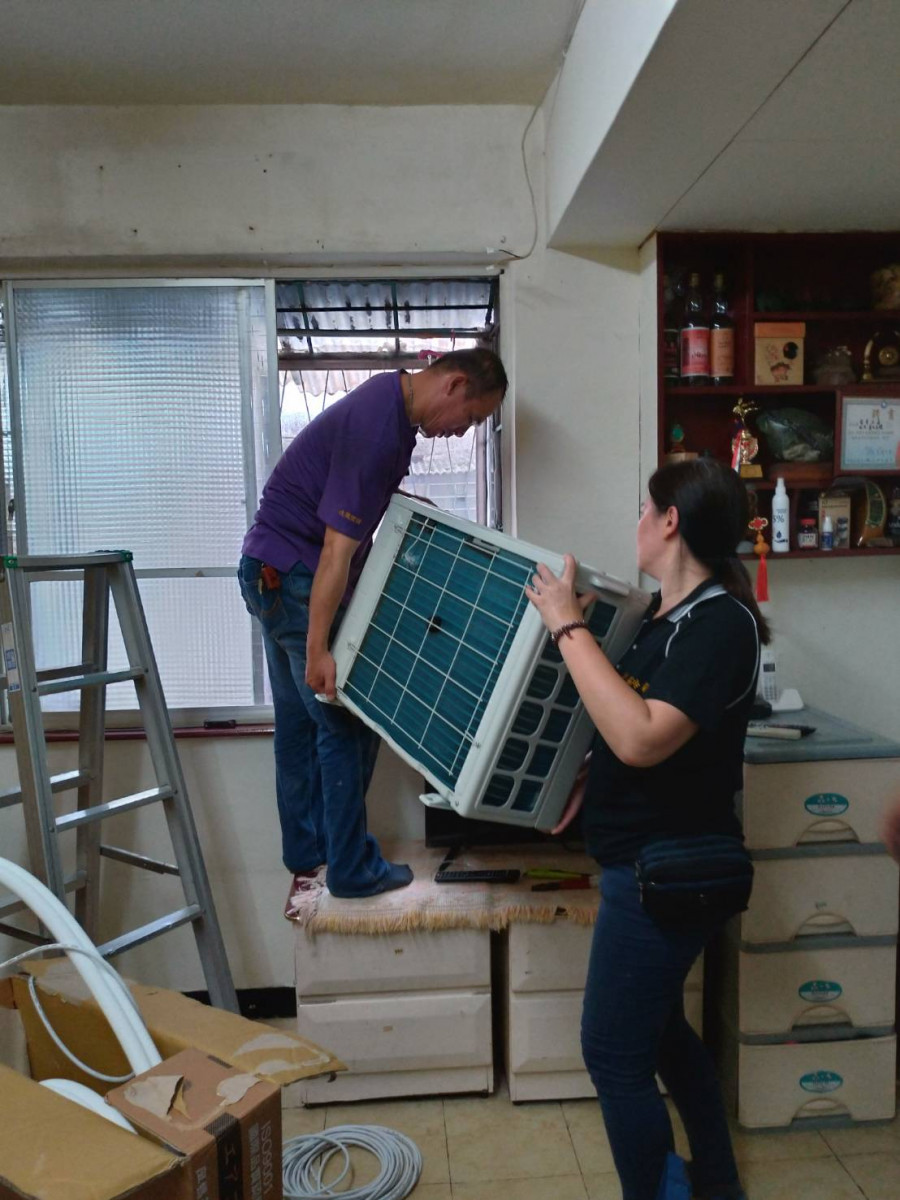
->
[331, 496, 649, 830]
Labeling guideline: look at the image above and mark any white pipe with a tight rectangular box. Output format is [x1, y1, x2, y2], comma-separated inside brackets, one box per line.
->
[39, 1078, 140, 1134]
[0, 857, 160, 1073]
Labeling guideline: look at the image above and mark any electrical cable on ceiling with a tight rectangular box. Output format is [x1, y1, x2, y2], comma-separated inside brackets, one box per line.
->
[500, 0, 589, 263]
[282, 1125, 423, 1200]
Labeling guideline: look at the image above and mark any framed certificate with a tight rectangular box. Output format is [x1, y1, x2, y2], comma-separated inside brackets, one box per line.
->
[837, 395, 900, 473]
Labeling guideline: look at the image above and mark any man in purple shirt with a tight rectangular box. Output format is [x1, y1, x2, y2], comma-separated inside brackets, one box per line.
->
[239, 349, 507, 900]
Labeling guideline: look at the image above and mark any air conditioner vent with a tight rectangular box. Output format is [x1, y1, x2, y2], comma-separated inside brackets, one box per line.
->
[333, 497, 649, 829]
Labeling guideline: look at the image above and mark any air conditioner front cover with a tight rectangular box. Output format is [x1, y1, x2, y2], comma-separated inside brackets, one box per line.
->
[332, 496, 649, 829]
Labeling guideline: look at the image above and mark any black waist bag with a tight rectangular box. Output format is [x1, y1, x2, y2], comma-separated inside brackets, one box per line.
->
[635, 835, 754, 931]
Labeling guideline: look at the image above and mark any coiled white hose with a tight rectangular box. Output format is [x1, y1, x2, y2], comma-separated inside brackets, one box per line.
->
[0, 857, 160, 1075]
[39, 1077, 139, 1133]
[282, 1125, 423, 1200]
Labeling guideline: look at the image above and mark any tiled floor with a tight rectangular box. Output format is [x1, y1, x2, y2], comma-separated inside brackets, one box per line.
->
[282, 1080, 900, 1199]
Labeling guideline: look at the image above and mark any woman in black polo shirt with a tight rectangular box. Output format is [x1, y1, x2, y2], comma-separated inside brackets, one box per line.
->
[526, 459, 768, 1200]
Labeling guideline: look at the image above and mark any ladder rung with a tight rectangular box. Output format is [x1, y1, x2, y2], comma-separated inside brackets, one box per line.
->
[3, 552, 131, 571]
[55, 786, 174, 833]
[0, 870, 85, 920]
[0, 921, 52, 947]
[99, 845, 180, 876]
[37, 662, 93, 683]
[0, 769, 92, 810]
[38, 668, 144, 695]
[97, 905, 202, 959]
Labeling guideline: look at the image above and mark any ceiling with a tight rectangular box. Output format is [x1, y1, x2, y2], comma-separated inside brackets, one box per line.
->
[0, 0, 583, 106]
[660, 0, 900, 233]
[550, 0, 900, 247]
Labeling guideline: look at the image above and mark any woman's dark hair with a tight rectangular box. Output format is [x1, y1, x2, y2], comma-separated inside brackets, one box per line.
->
[428, 348, 508, 399]
[647, 458, 770, 643]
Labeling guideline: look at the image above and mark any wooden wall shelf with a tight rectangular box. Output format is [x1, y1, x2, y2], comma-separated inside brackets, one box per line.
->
[658, 232, 900, 558]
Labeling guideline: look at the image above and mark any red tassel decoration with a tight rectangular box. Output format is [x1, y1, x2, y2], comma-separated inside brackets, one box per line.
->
[755, 553, 769, 603]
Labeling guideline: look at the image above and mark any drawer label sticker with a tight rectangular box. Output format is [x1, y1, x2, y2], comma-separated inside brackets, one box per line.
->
[799, 980, 843, 1002]
[799, 1070, 844, 1093]
[804, 793, 849, 816]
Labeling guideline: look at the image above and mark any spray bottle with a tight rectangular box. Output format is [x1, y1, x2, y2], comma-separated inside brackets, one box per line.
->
[771, 478, 790, 553]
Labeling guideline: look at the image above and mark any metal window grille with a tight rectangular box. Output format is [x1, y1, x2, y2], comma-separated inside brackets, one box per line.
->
[276, 277, 502, 528]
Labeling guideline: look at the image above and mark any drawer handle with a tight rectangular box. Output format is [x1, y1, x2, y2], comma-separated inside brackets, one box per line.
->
[795, 913, 856, 937]
[797, 820, 859, 844]
[795, 1098, 848, 1121]
[794, 1005, 851, 1028]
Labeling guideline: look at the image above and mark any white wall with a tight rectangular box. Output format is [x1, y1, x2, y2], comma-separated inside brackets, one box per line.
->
[0, 735, 426, 992]
[510, 245, 641, 577]
[543, 0, 675, 243]
[0, 105, 535, 264]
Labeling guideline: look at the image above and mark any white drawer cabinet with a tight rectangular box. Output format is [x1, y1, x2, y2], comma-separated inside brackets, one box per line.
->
[720, 926, 896, 1039]
[722, 1033, 897, 1130]
[292, 926, 493, 1103]
[742, 758, 900, 850]
[504, 918, 703, 1102]
[740, 852, 899, 944]
[719, 712, 900, 1129]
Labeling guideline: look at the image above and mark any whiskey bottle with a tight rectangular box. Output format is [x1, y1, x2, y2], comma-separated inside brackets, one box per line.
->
[679, 273, 709, 385]
[662, 274, 680, 382]
[709, 273, 735, 385]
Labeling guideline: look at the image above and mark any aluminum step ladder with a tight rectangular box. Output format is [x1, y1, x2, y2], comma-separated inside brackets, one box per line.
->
[0, 550, 238, 1013]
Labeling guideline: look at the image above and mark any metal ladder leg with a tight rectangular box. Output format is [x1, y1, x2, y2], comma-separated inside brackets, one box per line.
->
[108, 560, 238, 1013]
[73, 562, 110, 942]
[0, 552, 238, 1014]
[0, 561, 67, 899]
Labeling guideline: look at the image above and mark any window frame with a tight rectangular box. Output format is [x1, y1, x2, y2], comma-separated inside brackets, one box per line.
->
[1, 269, 505, 730]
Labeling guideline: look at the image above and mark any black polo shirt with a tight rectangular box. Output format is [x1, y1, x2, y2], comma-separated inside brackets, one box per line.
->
[583, 581, 760, 866]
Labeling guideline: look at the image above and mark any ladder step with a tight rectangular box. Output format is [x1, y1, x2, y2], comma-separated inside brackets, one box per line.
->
[99, 845, 180, 876]
[37, 662, 93, 683]
[38, 668, 144, 695]
[97, 905, 203, 959]
[0, 921, 52, 947]
[3, 552, 132, 571]
[0, 769, 91, 811]
[55, 786, 174, 833]
[0, 870, 85, 920]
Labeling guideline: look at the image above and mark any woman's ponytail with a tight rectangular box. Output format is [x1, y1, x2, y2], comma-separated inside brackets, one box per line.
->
[648, 460, 771, 644]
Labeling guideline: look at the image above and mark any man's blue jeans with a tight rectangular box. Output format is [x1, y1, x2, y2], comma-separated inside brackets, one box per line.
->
[581, 865, 743, 1200]
[239, 555, 392, 898]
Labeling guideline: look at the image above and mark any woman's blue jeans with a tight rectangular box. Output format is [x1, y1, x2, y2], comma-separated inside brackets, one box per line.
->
[581, 865, 742, 1200]
[238, 555, 391, 897]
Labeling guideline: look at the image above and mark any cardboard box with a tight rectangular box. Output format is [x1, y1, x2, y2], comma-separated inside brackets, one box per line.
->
[108, 1048, 282, 1200]
[0, 1062, 179, 1200]
[754, 322, 805, 386]
[819, 489, 852, 549]
[6, 961, 343, 1090]
[0, 964, 345, 1200]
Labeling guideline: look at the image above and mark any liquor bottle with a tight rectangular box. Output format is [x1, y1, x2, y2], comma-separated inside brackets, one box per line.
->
[679, 273, 709, 385]
[709, 272, 735, 385]
[662, 274, 680, 382]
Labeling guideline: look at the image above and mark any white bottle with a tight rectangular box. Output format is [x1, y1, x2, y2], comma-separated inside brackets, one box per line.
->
[771, 477, 790, 553]
[821, 513, 834, 551]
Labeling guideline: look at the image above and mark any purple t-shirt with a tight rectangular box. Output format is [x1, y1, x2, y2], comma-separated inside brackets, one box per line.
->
[242, 371, 417, 596]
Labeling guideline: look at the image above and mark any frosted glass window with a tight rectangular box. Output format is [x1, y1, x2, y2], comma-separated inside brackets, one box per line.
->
[8, 284, 271, 713]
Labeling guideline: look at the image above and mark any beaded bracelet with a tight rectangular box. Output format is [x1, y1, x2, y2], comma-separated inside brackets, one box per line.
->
[550, 620, 590, 646]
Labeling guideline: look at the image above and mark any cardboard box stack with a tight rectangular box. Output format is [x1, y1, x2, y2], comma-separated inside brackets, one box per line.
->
[0, 962, 344, 1200]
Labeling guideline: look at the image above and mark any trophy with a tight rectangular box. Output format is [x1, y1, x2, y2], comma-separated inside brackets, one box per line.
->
[731, 398, 763, 479]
